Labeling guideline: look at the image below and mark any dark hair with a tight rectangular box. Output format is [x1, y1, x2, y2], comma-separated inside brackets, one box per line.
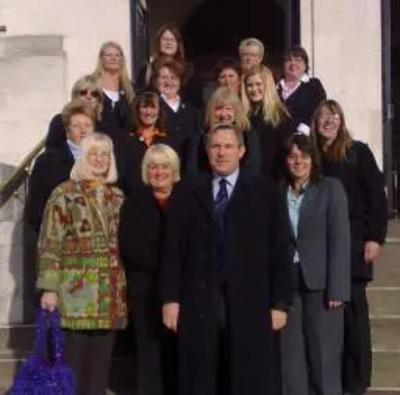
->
[213, 57, 242, 83]
[283, 46, 309, 73]
[156, 24, 185, 62]
[205, 123, 244, 147]
[131, 91, 167, 134]
[282, 133, 321, 184]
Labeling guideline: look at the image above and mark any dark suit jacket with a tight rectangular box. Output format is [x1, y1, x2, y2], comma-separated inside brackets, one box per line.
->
[321, 141, 388, 281]
[160, 171, 293, 395]
[285, 177, 351, 301]
[277, 77, 326, 130]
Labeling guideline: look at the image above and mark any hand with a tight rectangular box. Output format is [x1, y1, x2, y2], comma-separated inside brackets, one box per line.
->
[163, 302, 180, 332]
[327, 300, 343, 310]
[271, 309, 287, 331]
[364, 241, 381, 263]
[41, 291, 58, 312]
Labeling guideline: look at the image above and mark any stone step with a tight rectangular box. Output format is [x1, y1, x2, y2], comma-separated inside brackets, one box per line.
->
[373, 243, 400, 287]
[372, 351, 400, 389]
[368, 288, 400, 317]
[371, 318, 400, 351]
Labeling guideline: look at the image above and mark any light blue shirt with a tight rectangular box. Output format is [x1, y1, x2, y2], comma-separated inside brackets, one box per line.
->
[212, 169, 239, 200]
[287, 186, 306, 263]
[67, 139, 81, 161]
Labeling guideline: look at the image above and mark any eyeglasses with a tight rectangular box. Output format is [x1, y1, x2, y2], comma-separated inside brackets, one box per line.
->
[78, 89, 101, 99]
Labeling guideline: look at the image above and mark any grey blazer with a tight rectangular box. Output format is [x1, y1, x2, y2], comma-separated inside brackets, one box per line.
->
[287, 177, 351, 301]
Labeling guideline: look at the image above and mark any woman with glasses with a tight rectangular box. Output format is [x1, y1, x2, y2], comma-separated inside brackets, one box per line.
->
[311, 100, 388, 395]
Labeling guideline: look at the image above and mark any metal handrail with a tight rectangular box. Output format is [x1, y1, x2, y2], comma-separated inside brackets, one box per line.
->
[0, 138, 46, 207]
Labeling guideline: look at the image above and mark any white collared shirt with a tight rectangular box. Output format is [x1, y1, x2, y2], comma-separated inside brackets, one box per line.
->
[212, 168, 240, 200]
[161, 94, 181, 113]
[278, 74, 310, 101]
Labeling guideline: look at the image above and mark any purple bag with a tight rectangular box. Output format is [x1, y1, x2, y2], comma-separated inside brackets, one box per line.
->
[9, 309, 75, 395]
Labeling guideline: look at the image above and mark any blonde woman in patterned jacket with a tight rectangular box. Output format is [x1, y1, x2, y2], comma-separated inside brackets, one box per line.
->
[37, 132, 126, 395]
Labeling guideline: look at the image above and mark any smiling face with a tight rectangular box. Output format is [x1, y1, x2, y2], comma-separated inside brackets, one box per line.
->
[66, 114, 95, 145]
[76, 86, 101, 110]
[316, 106, 342, 147]
[86, 147, 111, 179]
[207, 128, 245, 176]
[245, 73, 265, 103]
[147, 159, 175, 193]
[218, 68, 241, 93]
[138, 101, 159, 128]
[286, 144, 312, 184]
[159, 29, 178, 57]
[156, 66, 180, 98]
[240, 45, 263, 71]
[284, 55, 307, 80]
[101, 44, 123, 73]
[213, 103, 235, 124]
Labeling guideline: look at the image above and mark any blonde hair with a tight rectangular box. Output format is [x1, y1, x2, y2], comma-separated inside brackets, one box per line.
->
[242, 65, 289, 127]
[71, 132, 118, 184]
[71, 75, 103, 120]
[239, 37, 265, 59]
[205, 87, 250, 132]
[141, 144, 181, 185]
[92, 41, 135, 103]
[61, 100, 96, 128]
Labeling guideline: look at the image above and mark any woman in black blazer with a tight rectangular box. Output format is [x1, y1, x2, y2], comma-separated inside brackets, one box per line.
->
[242, 64, 294, 180]
[119, 144, 181, 395]
[311, 99, 388, 395]
[136, 24, 203, 109]
[280, 133, 351, 395]
[277, 46, 326, 135]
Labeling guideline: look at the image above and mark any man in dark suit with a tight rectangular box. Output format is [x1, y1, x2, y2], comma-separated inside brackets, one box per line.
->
[160, 123, 293, 395]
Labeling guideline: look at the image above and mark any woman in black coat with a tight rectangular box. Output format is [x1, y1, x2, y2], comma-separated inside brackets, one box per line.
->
[311, 99, 388, 395]
[242, 64, 294, 180]
[136, 24, 203, 109]
[277, 46, 326, 135]
[119, 144, 181, 395]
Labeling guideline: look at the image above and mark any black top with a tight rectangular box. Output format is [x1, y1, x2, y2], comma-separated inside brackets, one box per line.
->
[321, 141, 388, 280]
[277, 77, 326, 130]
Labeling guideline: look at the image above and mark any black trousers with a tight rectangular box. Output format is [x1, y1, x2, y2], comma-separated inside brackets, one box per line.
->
[63, 329, 115, 395]
[342, 281, 372, 394]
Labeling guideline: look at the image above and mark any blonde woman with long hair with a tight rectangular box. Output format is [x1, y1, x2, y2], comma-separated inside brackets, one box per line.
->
[199, 87, 260, 175]
[91, 41, 135, 137]
[242, 65, 294, 180]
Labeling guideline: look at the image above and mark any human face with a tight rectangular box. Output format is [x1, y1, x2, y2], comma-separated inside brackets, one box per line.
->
[317, 107, 341, 146]
[147, 161, 175, 193]
[207, 129, 245, 176]
[139, 102, 159, 128]
[86, 148, 111, 179]
[101, 45, 123, 72]
[156, 67, 180, 98]
[218, 68, 241, 93]
[76, 87, 101, 110]
[286, 145, 312, 184]
[159, 30, 178, 57]
[240, 45, 262, 70]
[66, 114, 94, 145]
[213, 104, 235, 124]
[245, 73, 265, 103]
[284, 56, 307, 80]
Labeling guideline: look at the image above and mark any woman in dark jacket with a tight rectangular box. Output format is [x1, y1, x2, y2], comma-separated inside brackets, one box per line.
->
[136, 24, 203, 109]
[119, 144, 181, 395]
[277, 46, 326, 135]
[242, 64, 294, 180]
[311, 99, 388, 395]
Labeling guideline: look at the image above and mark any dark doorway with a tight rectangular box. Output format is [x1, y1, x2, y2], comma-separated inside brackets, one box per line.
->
[182, 0, 300, 79]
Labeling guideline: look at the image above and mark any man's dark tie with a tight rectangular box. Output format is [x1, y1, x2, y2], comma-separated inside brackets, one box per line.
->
[214, 178, 229, 281]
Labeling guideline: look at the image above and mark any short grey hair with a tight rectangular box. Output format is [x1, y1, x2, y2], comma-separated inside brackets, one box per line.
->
[205, 123, 244, 147]
[141, 144, 181, 185]
[238, 37, 265, 59]
[70, 132, 118, 184]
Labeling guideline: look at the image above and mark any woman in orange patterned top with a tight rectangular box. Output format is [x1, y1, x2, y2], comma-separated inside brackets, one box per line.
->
[37, 132, 126, 395]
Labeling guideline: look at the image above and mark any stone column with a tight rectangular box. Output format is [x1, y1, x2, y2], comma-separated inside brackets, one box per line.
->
[300, 0, 383, 167]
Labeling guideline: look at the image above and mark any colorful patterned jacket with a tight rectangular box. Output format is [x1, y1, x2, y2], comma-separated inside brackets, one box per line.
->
[36, 180, 126, 330]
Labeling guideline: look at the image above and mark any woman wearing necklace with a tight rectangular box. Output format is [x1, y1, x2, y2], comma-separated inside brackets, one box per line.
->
[277, 46, 326, 135]
[38, 132, 126, 395]
[280, 133, 351, 395]
[119, 144, 181, 395]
